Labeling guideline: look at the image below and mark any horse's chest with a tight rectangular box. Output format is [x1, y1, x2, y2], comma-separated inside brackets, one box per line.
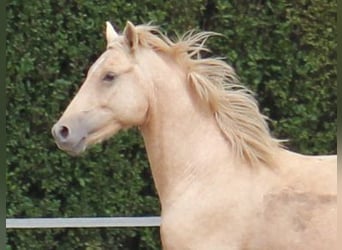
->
[160, 188, 256, 249]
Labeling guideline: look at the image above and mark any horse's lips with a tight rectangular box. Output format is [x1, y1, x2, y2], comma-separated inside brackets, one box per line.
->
[55, 137, 87, 156]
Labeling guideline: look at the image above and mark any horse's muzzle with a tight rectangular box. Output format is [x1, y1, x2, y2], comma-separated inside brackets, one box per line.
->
[51, 120, 88, 155]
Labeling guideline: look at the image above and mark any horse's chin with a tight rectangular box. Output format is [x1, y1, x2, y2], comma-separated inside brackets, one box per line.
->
[85, 123, 122, 147]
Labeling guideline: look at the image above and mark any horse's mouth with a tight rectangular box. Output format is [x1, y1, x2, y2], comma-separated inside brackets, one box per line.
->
[56, 137, 87, 156]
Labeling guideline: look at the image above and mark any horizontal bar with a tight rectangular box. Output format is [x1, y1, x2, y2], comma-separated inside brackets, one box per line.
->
[6, 217, 161, 229]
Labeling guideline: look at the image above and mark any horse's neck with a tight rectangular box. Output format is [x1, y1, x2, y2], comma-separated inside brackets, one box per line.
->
[139, 53, 236, 207]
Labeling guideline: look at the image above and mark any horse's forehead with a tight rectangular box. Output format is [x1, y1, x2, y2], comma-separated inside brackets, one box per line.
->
[89, 52, 110, 74]
[89, 48, 129, 74]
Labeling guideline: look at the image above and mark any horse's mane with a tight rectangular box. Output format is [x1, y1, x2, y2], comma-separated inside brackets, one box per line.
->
[131, 24, 282, 167]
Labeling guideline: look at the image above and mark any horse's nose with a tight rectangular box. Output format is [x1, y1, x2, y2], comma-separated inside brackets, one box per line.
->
[51, 120, 88, 155]
[52, 124, 70, 142]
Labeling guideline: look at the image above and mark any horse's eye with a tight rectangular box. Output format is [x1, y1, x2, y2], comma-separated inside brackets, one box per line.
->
[103, 73, 116, 82]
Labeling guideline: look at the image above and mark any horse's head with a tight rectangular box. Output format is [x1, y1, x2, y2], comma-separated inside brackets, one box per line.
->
[52, 21, 150, 155]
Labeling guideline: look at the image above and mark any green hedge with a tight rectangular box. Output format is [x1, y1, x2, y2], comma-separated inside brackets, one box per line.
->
[6, 0, 336, 249]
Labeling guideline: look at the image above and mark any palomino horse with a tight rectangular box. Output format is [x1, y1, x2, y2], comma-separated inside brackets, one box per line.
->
[52, 21, 337, 250]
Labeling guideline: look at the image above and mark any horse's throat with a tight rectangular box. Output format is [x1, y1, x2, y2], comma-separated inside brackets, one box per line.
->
[141, 105, 233, 207]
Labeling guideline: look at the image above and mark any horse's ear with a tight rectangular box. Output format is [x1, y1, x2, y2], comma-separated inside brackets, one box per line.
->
[106, 21, 118, 45]
[123, 21, 138, 51]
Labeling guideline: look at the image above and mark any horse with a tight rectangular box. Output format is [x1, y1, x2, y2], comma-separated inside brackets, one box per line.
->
[51, 21, 337, 250]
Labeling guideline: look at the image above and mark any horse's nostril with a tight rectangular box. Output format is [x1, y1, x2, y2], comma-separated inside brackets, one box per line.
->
[59, 126, 69, 139]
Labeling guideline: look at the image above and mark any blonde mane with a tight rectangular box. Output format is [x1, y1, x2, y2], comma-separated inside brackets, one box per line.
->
[131, 24, 282, 167]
